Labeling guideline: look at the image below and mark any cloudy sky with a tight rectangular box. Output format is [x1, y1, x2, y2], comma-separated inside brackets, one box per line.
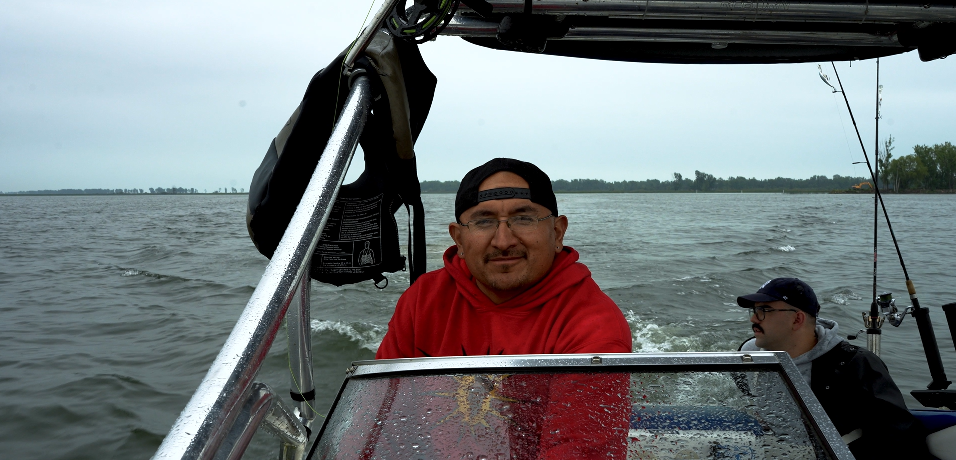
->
[2, 0, 954, 192]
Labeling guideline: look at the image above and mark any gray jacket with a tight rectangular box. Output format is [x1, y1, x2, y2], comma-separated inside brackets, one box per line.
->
[740, 317, 843, 384]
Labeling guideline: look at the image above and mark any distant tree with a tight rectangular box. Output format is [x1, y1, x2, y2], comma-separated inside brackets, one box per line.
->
[878, 135, 895, 190]
[889, 155, 925, 192]
[673, 173, 682, 190]
[693, 170, 716, 191]
[231, 187, 237, 193]
[240, 187, 244, 193]
[937, 142, 956, 191]
[913, 144, 941, 189]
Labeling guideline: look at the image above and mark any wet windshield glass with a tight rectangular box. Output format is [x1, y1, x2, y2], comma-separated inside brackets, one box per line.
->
[315, 370, 830, 459]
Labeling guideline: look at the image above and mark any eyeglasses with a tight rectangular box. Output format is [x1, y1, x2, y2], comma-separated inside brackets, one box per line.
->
[461, 215, 553, 236]
[750, 306, 798, 321]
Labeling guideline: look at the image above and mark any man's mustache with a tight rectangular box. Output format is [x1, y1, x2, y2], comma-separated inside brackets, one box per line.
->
[753, 324, 764, 333]
[484, 248, 527, 263]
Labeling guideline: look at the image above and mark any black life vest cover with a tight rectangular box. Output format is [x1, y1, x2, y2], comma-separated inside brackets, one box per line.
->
[246, 40, 435, 286]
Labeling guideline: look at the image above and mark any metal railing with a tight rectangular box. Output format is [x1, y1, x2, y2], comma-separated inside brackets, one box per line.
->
[153, 75, 372, 460]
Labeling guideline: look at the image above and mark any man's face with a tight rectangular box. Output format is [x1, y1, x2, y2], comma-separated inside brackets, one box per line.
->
[449, 171, 568, 304]
[749, 300, 800, 350]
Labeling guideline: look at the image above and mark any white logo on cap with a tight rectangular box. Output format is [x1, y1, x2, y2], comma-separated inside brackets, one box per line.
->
[760, 280, 771, 289]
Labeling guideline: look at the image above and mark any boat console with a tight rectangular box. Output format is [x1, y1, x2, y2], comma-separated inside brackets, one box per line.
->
[313, 352, 854, 459]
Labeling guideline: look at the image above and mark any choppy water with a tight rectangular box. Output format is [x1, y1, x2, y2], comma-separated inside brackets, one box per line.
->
[1, 193, 955, 459]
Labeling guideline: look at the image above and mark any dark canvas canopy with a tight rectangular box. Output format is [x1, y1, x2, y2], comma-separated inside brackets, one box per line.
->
[440, 0, 956, 63]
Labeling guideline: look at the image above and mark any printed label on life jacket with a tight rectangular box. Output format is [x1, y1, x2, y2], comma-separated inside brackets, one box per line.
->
[315, 194, 383, 273]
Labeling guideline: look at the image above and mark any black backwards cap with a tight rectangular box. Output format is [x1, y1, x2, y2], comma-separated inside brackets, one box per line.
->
[455, 158, 558, 223]
[737, 278, 821, 317]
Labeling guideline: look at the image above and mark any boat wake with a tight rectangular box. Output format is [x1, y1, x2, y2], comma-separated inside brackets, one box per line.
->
[311, 319, 386, 352]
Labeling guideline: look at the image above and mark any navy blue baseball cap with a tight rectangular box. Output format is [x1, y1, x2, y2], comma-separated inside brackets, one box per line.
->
[737, 278, 821, 317]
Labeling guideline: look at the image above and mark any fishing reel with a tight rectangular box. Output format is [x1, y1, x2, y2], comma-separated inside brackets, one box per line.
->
[386, 0, 460, 43]
[848, 292, 916, 340]
[877, 291, 916, 328]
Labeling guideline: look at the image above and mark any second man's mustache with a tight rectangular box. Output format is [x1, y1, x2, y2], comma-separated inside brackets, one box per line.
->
[753, 325, 764, 333]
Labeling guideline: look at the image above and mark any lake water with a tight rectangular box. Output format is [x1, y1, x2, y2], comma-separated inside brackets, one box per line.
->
[1, 193, 955, 459]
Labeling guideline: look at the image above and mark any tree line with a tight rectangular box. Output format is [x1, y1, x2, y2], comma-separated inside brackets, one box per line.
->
[7, 139, 951, 195]
[421, 174, 870, 193]
[878, 138, 956, 192]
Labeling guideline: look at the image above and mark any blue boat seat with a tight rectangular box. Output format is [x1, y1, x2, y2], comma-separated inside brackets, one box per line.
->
[913, 410, 956, 460]
[628, 405, 817, 459]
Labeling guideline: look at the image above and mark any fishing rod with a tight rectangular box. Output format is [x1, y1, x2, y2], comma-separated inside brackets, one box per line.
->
[824, 61, 951, 392]
[871, 58, 881, 357]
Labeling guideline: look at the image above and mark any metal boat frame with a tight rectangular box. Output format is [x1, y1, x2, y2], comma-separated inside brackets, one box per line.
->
[153, 76, 372, 460]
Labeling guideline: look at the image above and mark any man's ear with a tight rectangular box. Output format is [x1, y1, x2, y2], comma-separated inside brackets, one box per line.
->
[793, 310, 808, 330]
[449, 222, 463, 253]
[553, 215, 569, 252]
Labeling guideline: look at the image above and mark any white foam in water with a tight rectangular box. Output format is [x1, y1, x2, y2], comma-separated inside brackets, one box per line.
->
[829, 291, 863, 305]
[121, 269, 141, 277]
[625, 310, 702, 353]
[311, 319, 386, 352]
[776, 245, 796, 252]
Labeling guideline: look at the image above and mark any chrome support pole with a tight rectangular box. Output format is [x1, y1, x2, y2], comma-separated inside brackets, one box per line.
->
[153, 76, 371, 460]
[344, 0, 402, 69]
[262, 391, 309, 460]
[867, 332, 882, 357]
[863, 311, 883, 357]
[211, 383, 306, 460]
[287, 272, 316, 427]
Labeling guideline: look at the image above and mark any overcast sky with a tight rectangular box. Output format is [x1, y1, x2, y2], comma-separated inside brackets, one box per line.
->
[2, 0, 954, 192]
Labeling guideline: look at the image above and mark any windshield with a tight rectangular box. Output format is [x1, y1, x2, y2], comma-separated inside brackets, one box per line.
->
[314, 369, 831, 459]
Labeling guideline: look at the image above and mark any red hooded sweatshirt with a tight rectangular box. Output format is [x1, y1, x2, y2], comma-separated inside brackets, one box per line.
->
[372, 246, 633, 459]
[376, 246, 632, 358]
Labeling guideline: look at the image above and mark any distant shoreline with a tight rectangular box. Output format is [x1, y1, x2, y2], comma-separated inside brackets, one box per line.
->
[5, 175, 955, 196]
[4, 190, 954, 197]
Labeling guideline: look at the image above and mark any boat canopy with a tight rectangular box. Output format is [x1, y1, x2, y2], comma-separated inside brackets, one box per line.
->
[313, 352, 855, 459]
[438, 0, 956, 63]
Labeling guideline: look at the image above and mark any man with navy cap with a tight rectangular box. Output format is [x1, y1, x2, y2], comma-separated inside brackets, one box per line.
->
[738, 278, 928, 459]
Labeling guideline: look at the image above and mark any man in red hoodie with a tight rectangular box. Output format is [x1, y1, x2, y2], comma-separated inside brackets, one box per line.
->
[374, 158, 633, 459]
[376, 158, 632, 357]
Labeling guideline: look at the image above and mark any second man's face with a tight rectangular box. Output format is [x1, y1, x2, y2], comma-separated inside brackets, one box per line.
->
[750, 300, 800, 350]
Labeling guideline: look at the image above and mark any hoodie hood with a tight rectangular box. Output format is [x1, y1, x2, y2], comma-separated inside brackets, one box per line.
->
[792, 317, 845, 384]
[442, 246, 589, 312]
[739, 317, 845, 385]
